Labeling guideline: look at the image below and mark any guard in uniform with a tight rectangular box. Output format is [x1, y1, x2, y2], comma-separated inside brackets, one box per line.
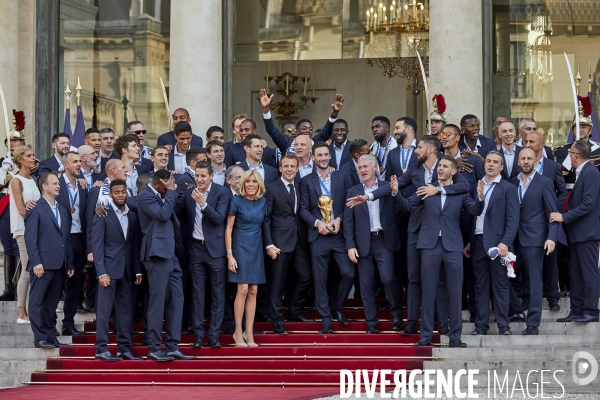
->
[429, 94, 447, 137]
[0, 111, 26, 300]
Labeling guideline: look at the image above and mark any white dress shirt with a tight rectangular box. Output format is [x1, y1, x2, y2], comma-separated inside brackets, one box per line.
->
[45, 197, 61, 228]
[363, 181, 382, 232]
[298, 160, 314, 178]
[192, 184, 211, 240]
[423, 160, 439, 184]
[173, 147, 187, 174]
[125, 166, 139, 196]
[503, 145, 515, 176]
[63, 175, 81, 233]
[111, 200, 129, 240]
[575, 161, 586, 182]
[246, 160, 265, 181]
[212, 165, 226, 185]
[400, 139, 417, 170]
[475, 175, 502, 234]
[463, 136, 482, 153]
[80, 168, 94, 187]
[333, 140, 348, 168]
[517, 172, 536, 205]
[54, 155, 65, 173]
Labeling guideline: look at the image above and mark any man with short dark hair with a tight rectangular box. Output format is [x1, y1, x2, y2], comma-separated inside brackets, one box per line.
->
[150, 146, 170, 174]
[370, 116, 397, 178]
[341, 138, 370, 186]
[550, 140, 600, 323]
[138, 169, 193, 361]
[84, 128, 102, 156]
[225, 165, 243, 197]
[39, 133, 71, 174]
[126, 121, 152, 161]
[26, 172, 74, 348]
[168, 122, 194, 173]
[458, 114, 496, 159]
[114, 135, 142, 196]
[93, 179, 142, 361]
[329, 119, 351, 169]
[206, 140, 226, 185]
[224, 118, 277, 168]
[175, 161, 231, 348]
[99, 128, 119, 170]
[388, 117, 418, 177]
[239, 134, 278, 185]
[206, 126, 225, 143]
[157, 108, 203, 151]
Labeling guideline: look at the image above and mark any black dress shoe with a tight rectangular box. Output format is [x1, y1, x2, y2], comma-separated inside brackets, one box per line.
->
[557, 313, 581, 322]
[366, 326, 379, 334]
[288, 314, 315, 323]
[522, 326, 539, 335]
[499, 327, 512, 335]
[471, 327, 487, 335]
[208, 338, 222, 348]
[392, 318, 403, 331]
[415, 339, 431, 346]
[61, 324, 83, 336]
[437, 323, 450, 335]
[253, 328, 266, 335]
[165, 350, 195, 360]
[508, 313, 526, 322]
[193, 337, 204, 348]
[34, 340, 55, 349]
[76, 305, 86, 313]
[549, 303, 561, 311]
[117, 351, 143, 360]
[222, 326, 235, 335]
[95, 351, 123, 362]
[142, 339, 150, 346]
[273, 326, 288, 334]
[319, 325, 333, 334]
[449, 340, 467, 348]
[400, 321, 418, 335]
[336, 311, 349, 326]
[147, 351, 175, 361]
[52, 340, 67, 348]
[181, 327, 194, 335]
[573, 315, 600, 323]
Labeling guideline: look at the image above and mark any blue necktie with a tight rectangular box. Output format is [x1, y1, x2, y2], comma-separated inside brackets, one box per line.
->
[53, 204, 59, 226]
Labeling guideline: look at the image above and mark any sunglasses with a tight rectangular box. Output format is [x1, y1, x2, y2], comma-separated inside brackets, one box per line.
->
[439, 131, 455, 138]
[285, 128, 294, 133]
[133, 130, 147, 135]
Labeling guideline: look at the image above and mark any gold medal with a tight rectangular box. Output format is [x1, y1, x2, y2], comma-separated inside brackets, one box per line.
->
[70, 206, 75, 213]
[402, 168, 407, 174]
[379, 166, 385, 174]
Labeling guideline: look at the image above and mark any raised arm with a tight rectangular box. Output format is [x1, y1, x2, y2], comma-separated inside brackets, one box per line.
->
[312, 94, 345, 143]
[259, 90, 293, 153]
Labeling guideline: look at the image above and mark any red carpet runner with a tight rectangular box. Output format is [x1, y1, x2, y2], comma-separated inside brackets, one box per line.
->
[24, 298, 440, 396]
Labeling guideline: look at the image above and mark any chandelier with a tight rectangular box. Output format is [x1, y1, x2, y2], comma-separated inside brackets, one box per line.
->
[363, 0, 429, 93]
[263, 61, 317, 121]
[529, 12, 553, 84]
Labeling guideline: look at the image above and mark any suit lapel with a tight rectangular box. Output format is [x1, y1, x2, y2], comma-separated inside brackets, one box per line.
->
[40, 199, 62, 233]
[107, 208, 125, 238]
[522, 174, 540, 205]
[310, 173, 322, 199]
[487, 179, 502, 208]
[572, 162, 588, 193]
[278, 180, 294, 211]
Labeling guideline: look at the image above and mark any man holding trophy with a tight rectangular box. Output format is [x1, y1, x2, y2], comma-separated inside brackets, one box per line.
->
[299, 141, 354, 333]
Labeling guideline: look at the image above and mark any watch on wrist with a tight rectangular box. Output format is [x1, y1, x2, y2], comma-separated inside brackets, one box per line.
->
[226, 249, 232, 255]
[436, 186, 442, 194]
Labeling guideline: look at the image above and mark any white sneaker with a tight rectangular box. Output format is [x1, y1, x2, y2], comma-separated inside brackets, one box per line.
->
[17, 318, 30, 324]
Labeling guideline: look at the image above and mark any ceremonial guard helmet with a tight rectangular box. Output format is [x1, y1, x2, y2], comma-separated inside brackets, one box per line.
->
[430, 94, 447, 124]
[572, 95, 593, 127]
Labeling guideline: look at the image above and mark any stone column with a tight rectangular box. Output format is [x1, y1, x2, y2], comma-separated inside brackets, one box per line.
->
[429, 1, 483, 128]
[0, 1, 20, 156]
[169, 0, 222, 141]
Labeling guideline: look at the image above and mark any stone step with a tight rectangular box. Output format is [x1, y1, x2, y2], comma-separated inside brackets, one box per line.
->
[460, 322, 599, 335]
[0, 348, 59, 359]
[433, 347, 595, 361]
[444, 334, 600, 348]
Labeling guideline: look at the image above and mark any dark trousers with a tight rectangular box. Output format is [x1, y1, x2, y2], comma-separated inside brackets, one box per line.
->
[569, 240, 600, 318]
[310, 234, 354, 327]
[357, 233, 402, 328]
[143, 256, 184, 353]
[131, 268, 149, 340]
[557, 242, 570, 291]
[542, 251, 560, 305]
[189, 240, 226, 340]
[62, 233, 86, 326]
[471, 235, 510, 330]
[95, 274, 133, 354]
[394, 212, 409, 296]
[269, 239, 312, 328]
[517, 243, 544, 327]
[0, 208, 18, 256]
[508, 282, 523, 315]
[420, 239, 463, 342]
[29, 268, 65, 342]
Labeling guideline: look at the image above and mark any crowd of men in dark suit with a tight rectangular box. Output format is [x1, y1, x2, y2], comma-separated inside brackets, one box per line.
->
[10, 90, 600, 358]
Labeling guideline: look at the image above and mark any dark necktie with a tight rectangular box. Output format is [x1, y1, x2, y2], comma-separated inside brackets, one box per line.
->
[288, 183, 296, 213]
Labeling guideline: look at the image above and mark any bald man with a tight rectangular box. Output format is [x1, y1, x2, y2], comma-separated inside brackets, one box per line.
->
[157, 108, 204, 151]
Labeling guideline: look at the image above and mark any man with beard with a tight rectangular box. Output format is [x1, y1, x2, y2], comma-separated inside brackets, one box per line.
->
[510, 148, 557, 335]
[224, 118, 277, 169]
[524, 131, 566, 310]
[458, 114, 496, 159]
[39, 133, 71, 174]
[78, 145, 104, 187]
[499, 121, 521, 181]
[98, 128, 119, 172]
[386, 117, 418, 178]
[370, 116, 397, 179]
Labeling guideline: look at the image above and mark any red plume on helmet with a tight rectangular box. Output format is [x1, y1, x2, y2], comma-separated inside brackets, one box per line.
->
[578, 95, 592, 117]
[433, 94, 446, 114]
[12, 110, 25, 132]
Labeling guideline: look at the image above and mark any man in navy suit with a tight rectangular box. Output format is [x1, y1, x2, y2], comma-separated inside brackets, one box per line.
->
[524, 131, 566, 310]
[510, 148, 558, 335]
[550, 140, 600, 323]
[258, 90, 344, 158]
[56, 152, 88, 335]
[137, 169, 194, 361]
[498, 121, 521, 181]
[343, 154, 404, 333]
[98, 128, 120, 172]
[467, 150, 519, 335]
[239, 134, 279, 185]
[353, 135, 470, 335]
[175, 161, 231, 348]
[516, 118, 554, 160]
[329, 120, 351, 169]
[300, 142, 354, 333]
[25, 172, 74, 348]
[458, 114, 496, 159]
[39, 132, 70, 175]
[396, 155, 484, 347]
[93, 179, 143, 361]
[224, 119, 277, 169]
[77, 144, 104, 187]
[263, 155, 313, 334]
[341, 139, 370, 187]
[167, 122, 195, 174]
[146, 146, 170, 176]
[157, 108, 204, 151]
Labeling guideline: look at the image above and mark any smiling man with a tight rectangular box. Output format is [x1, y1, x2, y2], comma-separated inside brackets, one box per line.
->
[157, 108, 204, 152]
[370, 116, 397, 178]
[458, 114, 495, 159]
[329, 119, 351, 169]
[499, 121, 521, 180]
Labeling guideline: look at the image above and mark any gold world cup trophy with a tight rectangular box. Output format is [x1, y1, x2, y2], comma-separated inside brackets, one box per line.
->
[318, 195, 335, 232]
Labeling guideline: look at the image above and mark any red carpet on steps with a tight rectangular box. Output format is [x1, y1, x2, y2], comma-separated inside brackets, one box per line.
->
[23, 297, 440, 395]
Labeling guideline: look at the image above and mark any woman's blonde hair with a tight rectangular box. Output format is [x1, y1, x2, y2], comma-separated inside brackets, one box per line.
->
[13, 144, 33, 169]
[238, 170, 266, 199]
